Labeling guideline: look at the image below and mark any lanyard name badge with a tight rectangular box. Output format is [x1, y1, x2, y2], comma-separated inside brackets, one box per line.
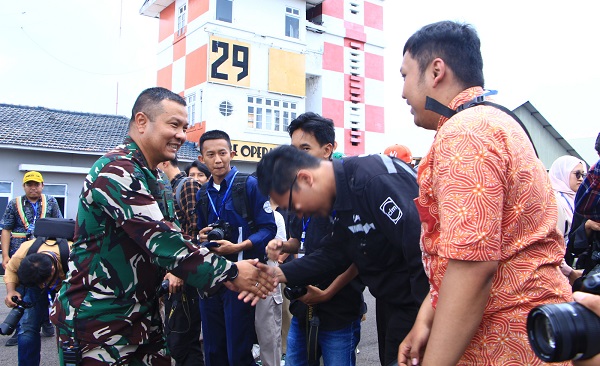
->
[28, 200, 39, 235]
[206, 170, 239, 221]
[298, 217, 311, 258]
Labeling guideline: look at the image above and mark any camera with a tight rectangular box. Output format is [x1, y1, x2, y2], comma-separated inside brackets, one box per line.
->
[157, 279, 170, 297]
[0, 296, 33, 335]
[527, 273, 600, 362]
[207, 220, 233, 242]
[283, 286, 307, 301]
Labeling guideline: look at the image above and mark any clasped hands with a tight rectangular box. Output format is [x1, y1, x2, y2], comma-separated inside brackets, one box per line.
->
[224, 258, 280, 306]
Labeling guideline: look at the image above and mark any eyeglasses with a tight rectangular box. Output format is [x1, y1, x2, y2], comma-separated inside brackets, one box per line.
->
[573, 171, 587, 179]
[287, 173, 299, 213]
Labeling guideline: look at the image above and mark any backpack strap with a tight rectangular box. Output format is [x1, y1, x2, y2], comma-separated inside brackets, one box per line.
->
[27, 237, 47, 256]
[175, 177, 190, 210]
[56, 238, 70, 275]
[231, 173, 256, 233]
[196, 182, 210, 226]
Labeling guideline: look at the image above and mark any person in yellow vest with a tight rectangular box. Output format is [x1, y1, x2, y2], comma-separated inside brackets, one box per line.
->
[0, 171, 62, 346]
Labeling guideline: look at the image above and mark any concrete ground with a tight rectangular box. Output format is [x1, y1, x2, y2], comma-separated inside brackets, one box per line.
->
[0, 278, 381, 365]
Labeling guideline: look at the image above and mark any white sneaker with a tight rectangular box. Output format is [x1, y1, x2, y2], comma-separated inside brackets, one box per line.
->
[252, 344, 261, 360]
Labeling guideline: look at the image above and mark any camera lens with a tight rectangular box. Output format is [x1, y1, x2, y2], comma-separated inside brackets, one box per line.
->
[207, 228, 225, 242]
[528, 301, 600, 362]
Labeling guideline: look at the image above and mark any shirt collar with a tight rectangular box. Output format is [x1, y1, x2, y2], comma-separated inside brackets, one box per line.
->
[436, 86, 485, 131]
[208, 166, 238, 189]
[331, 160, 353, 212]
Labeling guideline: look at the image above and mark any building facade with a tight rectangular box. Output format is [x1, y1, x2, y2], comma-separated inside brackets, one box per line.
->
[140, 0, 386, 165]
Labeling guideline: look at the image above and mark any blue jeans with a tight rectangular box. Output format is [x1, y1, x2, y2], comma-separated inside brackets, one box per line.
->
[18, 285, 48, 366]
[286, 316, 361, 366]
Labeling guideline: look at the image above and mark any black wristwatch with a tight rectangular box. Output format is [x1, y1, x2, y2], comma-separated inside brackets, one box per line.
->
[225, 263, 239, 282]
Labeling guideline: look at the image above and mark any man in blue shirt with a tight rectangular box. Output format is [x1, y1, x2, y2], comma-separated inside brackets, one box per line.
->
[197, 130, 277, 366]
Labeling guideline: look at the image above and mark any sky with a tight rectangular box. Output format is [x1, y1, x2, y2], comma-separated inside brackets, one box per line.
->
[1, 0, 598, 165]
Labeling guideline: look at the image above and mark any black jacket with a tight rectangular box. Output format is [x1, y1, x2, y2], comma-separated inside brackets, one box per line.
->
[281, 155, 429, 310]
[288, 214, 364, 331]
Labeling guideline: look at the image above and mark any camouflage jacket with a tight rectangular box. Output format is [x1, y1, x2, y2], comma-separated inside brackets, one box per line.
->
[51, 138, 233, 347]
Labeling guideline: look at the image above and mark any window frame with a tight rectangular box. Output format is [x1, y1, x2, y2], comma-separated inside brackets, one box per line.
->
[247, 96, 298, 133]
[285, 6, 300, 39]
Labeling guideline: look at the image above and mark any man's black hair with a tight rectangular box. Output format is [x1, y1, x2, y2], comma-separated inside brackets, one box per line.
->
[129, 87, 186, 125]
[595, 132, 600, 155]
[403, 20, 484, 89]
[288, 112, 336, 147]
[256, 145, 320, 196]
[17, 253, 53, 288]
[185, 159, 210, 177]
[199, 130, 233, 155]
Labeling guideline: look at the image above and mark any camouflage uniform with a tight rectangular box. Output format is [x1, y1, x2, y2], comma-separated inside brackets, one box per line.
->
[51, 138, 234, 365]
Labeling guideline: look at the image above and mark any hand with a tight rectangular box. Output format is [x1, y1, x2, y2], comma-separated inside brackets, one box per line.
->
[584, 220, 600, 236]
[164, 273, 183, 294]
[266, 239, 284, 261]
[398, 322, 431, 366]
[198, 226, 212, 243]
[208, 240, 241, 256]
[225, 259, 279, 306]
[298, 285, 330, 306]
[2, 256, 9, 270]
[4, 290, 21, 308]
[573, 292, 600, 366]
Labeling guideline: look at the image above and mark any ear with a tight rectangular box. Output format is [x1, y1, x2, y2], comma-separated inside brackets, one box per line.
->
[230, 150, 237, 158]
[133, 112, 150, 134]
[431, 58, 446, 87]
[198, 154, 205, 163]
[296, 169, 314, 187]
[323, 143, 334, 160]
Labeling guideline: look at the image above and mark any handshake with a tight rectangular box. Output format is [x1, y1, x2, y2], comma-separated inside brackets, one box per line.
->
[223, 258, 284, 306]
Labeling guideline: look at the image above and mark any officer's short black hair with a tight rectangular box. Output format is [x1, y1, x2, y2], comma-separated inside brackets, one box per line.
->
[403, 20, 484, 90]
[288, 112, 336, 147]
[256, 145, 320, 196]
[17, 253, 53, 288]
[199, 130, 233, 155]
[129, 87, 186, 126]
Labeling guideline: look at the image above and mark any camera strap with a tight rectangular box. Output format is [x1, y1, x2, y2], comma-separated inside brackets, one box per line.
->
[306, 305, 320, 363]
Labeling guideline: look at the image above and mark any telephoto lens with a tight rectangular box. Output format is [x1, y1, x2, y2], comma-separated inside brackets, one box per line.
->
[527, 274, 600, 362]
[0, 296, 30, 335]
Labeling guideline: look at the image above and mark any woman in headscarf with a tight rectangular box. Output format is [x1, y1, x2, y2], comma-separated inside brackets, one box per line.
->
[548, 155, 588, 285]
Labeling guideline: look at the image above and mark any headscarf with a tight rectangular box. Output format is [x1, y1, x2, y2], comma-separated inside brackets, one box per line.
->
[548, 155, 587, 237]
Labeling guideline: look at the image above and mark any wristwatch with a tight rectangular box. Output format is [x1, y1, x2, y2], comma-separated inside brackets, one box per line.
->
[225, 263, 239, 282]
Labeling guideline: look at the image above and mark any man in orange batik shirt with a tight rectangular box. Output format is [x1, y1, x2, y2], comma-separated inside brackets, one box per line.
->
[397, 21, 572, 366]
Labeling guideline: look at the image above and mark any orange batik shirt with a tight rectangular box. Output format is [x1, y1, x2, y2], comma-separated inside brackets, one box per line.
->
[416, 87, 573, 365]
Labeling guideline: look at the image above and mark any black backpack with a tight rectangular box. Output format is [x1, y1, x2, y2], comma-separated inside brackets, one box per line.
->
[27, 218, 75, 273]
[196, 172, 256, 233]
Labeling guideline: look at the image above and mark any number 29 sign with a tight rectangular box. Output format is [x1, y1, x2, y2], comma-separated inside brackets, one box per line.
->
[208, 36, 251, 87]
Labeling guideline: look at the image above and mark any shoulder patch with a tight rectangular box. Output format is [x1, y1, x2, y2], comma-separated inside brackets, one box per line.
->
[379, 197, 403, 224]
[263, 201, 273, 214]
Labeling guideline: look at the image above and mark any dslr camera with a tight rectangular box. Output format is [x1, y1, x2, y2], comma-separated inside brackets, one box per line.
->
[0, 296, 33, 335]
[207, 220, 233, 242]
[527, 273, 600, 362]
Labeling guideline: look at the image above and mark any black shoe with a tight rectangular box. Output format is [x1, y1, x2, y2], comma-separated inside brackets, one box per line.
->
[5, 332, 17, 346]
[41, 322, 55, 337]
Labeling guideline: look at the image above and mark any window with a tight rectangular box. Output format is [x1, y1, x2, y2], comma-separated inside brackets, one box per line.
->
[177, 3, 187, 36]
[247, 96, 297, 132]
[219, 101, 233, 116]
[0, 181, 13, 220]
[216, 0, 233, 23]
[285, 7, 300, 39]
[44, 184, 67, 218]
[187, 93, 196, 125]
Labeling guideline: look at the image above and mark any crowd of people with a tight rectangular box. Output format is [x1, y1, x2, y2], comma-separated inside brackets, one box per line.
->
[2, 19, 600, 366]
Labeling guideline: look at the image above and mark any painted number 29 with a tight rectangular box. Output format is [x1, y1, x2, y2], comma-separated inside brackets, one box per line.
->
[210, 40, 249, 82]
